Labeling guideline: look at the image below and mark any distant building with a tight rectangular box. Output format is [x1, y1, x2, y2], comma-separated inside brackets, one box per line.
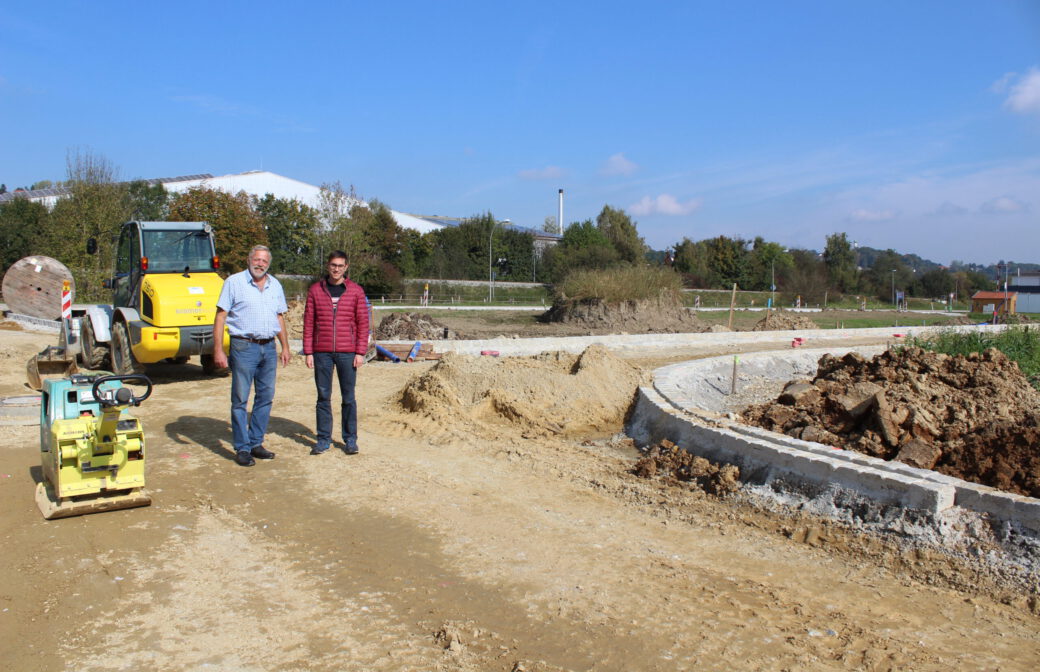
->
[970, 290, 1017, 314]
[1007, 271, 1040, 313]
[0, 170, 439, 235]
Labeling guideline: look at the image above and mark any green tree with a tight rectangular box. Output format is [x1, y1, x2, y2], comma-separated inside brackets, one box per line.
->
[748, 238, 793, 292]
[863, 249, 910, 303]
[44, 149, 132, 300]
[704, 235, 750, 288]
[542, 219, 619, 281]
[672, 237, 711, 287]
[596, 205, 647, 264]
[0, 197, 49, 272]
[823, 232, 858, 292]
[918, 268, 955, 299]
[255, 194, 319, 274]
[168, 186, 265, 275]
[127, 180, 169, 220]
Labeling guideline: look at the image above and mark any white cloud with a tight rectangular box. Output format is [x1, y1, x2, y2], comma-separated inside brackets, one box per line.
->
[847, 208, 897, 222]
[630, 194, 702, 216]
[601, 152, 638, 176]
[517, 165, 563, 180]
[930, 201, 968, 217]
[1000, 67, 1040, 115]
[980, 195, 1028, 213]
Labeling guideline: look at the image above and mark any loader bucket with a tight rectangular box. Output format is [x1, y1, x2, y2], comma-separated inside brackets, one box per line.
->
[26, 346, 79, 391]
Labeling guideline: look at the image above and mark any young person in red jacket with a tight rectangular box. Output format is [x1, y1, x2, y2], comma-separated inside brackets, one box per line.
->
[303, 251, 370, 455]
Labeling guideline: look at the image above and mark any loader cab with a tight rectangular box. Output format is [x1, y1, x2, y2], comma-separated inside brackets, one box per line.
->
[111, 221, 217, 310]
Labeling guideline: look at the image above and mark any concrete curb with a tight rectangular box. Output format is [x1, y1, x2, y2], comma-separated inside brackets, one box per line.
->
[626, 345, 1040, 535]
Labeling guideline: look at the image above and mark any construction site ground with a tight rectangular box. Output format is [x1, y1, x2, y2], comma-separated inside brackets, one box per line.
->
[1, 314, 1038, 671]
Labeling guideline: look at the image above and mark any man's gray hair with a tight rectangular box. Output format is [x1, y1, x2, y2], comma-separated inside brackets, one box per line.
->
[249, 245, 272, 258]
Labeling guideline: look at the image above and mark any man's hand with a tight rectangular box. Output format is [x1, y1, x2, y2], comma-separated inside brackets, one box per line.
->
[280, 345, 292, 366]
[213, 348, 228, 370]
[305, 354, 314, 370]
[354, 353, 364, 369]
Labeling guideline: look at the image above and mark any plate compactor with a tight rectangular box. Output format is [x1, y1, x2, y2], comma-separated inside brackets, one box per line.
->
[36, 373, 153, 520]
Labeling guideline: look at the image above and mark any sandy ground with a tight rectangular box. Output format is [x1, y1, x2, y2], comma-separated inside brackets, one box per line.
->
[1, 323, 1039, 671]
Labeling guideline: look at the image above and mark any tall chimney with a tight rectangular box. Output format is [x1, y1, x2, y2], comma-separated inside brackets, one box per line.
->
[558, 189, 564, 235]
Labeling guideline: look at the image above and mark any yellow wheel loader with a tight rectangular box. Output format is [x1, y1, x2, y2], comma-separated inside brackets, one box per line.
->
[75, 221, 230, 375]
[36, 373, 153, 520]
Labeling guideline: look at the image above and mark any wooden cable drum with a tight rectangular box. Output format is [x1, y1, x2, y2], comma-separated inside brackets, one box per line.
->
[1, 256, 76, 320]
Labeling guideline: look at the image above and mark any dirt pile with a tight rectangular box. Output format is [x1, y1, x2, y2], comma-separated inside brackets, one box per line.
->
[752, 311, 818, 331]
[283, 299, 305, 339]
[400, 345, 649, 437]
[633, 439, 741, 495]
[376, 312, 460, 340]
[540, 292, 705, 333]
[742, 347, 1040, 497]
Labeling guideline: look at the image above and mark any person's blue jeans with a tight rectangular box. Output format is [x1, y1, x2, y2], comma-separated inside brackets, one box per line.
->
[229, 338, 278, 453]
[313, 352, 358, 451]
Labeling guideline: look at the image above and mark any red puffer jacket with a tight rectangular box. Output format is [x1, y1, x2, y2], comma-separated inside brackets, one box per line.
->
[302, 279, 370, 355]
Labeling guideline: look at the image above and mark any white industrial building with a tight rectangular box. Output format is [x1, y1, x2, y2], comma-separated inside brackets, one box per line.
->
[0, 170, 447, 235]
[1008, 271, 1040, 313]
[1, 169, 561, 247]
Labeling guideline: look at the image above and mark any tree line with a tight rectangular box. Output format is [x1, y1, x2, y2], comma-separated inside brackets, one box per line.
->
[0, 154, 1020, 305]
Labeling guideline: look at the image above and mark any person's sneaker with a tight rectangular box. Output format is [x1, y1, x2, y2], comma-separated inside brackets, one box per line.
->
[310, 446, 329, 455]
[344, 444, 359, 455]
[235, 450, 256, 467]
[251, 445, 276, 460]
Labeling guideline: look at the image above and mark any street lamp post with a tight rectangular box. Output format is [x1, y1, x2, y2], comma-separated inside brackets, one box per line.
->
[891, 270, 896, 309]
[488, 222, 496, 303]
[488, 219, 509, 303]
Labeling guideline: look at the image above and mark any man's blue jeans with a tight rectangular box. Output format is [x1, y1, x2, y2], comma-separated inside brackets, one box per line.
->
[229, 338, 278, 453]
[313, 352, 358, 451]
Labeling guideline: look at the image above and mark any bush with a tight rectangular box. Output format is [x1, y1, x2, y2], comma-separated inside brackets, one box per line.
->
[554, 265, 682, 303]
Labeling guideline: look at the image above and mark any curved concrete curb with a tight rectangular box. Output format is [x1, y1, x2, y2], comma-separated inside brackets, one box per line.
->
[381, 323, 1004, 357]
[626, 345, 1040, 538]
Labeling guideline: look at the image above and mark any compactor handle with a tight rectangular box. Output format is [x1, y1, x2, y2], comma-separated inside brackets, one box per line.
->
[91, 374, 153, 407]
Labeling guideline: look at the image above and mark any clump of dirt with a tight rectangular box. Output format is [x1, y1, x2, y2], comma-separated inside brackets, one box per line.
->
[752, 311, 819, 331]
[540, 292, 706, 333]
[742, 346, 1040, 497]
[376, 312, 461, 340]
[633, 439, 741, 495]
[400, 345, 649, 437]
[0, 320, 25, 331]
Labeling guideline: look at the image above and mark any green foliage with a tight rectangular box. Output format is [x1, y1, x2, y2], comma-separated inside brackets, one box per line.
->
[168, 186, 266, 275]
[595, 205, 647, 264]
[555, 265, 682, 303]
[907, 327, 1040, 389]
[747, 238, 793, 292]
[823, 232, 857, 292]
[0, 197, 48, 271]
[127, 180, 169, 220]
[703, 235, 751, 288]
[255, 194, 319, 274]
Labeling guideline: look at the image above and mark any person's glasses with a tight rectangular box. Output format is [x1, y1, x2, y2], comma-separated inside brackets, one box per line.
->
[328, 263, 347, 269]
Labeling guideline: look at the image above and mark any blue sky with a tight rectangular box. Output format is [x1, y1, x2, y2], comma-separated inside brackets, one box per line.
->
[2, 1, 1039, 265]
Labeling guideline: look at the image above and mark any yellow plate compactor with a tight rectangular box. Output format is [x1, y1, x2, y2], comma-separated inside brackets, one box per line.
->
[36, 373, 153, 520]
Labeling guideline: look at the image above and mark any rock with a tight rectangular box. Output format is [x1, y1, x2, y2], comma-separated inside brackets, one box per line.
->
[779, 381, 818, 406]
[895, 438, 941, 470]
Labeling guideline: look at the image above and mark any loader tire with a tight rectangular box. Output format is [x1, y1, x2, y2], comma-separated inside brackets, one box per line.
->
[111, 323, 145, 375]
[80, 319, 109, 370]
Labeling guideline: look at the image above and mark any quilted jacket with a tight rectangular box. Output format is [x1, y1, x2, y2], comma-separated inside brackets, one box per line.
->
[302, 279, 369, 355]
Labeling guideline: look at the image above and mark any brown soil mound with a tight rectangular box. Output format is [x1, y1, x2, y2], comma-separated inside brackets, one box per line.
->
[376, 312, 460, 340]
[752, 311, 819, 331]
[633, 439, 741, 495]
[742, 347, 1040, 497]
[400, 345, 649, 437]
[540, 293, 705, 333]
